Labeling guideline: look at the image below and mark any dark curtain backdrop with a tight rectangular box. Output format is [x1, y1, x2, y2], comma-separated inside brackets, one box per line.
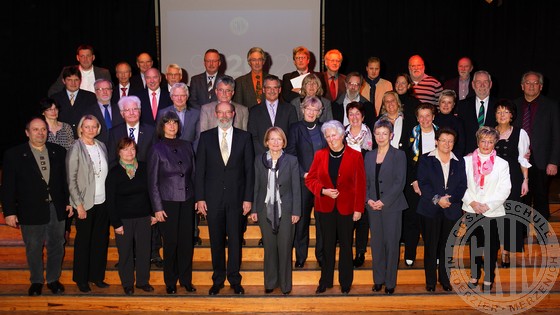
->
[324, 0, 559, 100]
[1, 0, 157, 163]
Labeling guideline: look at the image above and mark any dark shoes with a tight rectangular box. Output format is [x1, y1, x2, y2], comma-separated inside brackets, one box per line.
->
[295, 261, 305, 268]
[265, 288, 274, 294]
[209, 283, 224, 295]
[353, 253, 365, 268]
[136, 284, 154, 292]
[47, 281, 65, 294]
[315, 284, 327, 294]
[166, 285, 177, 294]
[93, 281, 110, 288]
[258, 238, 263, 246]
[385, 287, 395, 295]
[124, 286, 134, 295]
[77, 283, 91, 293]
[183, 284, 197, 292]
[442, 284, 453, 292]
[194, 236, 202, 246]
[372, 284, 383, 292]
[426, 285, 436, 292]
[467, 279, 479, 289]
[28, 283, 43, 296]
[151, 257, 164, 268]
[341, 286, 351, 294]
[231, 284, 245, 294]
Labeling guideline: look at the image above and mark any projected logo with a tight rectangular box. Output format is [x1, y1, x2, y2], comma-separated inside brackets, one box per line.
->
[230, 17, 249, 36]
[446, 201, 559, 314]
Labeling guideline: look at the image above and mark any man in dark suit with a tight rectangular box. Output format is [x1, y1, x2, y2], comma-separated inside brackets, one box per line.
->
[195, 101, 255, 296]
[319, 49, 346, 102]
[457, 70, 497, 154]
[332, 72, 375, 131]
[1, 118, 73, 296]
[443, 57, 475, 103]
[48, 44, 111, 96]
[88, 79, 124, 145]
[112, 62, 142, 102]
[247, 74, 298, 157]
[513, 71, 560, 219]
[281, 46, 314, 103]
[188, 49, 223, 110]
[107, 95, 155, 168]
[130, 52, 154, 91]
[233, 47, 267, 108]
[157, 83, 200, 148]
[133, 68, 173, 126]
[51, 66, 97, 138]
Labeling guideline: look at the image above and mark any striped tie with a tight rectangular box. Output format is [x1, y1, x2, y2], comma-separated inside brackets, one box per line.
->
[522, 103, 532, 136]
[477, 100, 485, 127]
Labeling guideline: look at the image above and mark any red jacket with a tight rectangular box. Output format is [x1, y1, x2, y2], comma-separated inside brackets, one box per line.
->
[305, 147, 366, 215]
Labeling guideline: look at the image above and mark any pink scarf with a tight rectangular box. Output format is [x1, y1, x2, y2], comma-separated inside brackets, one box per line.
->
[472, 149, 496, 188]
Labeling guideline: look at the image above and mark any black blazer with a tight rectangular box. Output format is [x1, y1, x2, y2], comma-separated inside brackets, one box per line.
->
[416, 153, 467, 220]
[47, 66, 111, 97]
[135, 88, 173, 126]
[86, 101, 125, 145]
[513, 94, 560, 170]
[194, 128, 255, 209]
[319, 72, 346, 102]
[1, 142, 69, 225]
[106, 122, 155, 168]
[457, 96, 497, 154]
[188, 72, 223, 110]
[443, 76, 475, 103]
[247, 101, 298, 156]
[52, 89, 97, 138]
[281, 71, 315, 103]
[332, 94, 376, 131]
[286, 121, 327, 177]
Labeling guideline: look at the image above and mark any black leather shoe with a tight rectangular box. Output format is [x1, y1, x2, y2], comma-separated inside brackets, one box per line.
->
[315, 284, 327, 294]
[28, 283, 43, 296]
[341, 286, 350, 294]
[209, 283, 224, 295]
[242, 238, 246, 246]
[47, 281, 64, 294]
[295, 261, 304, 268]
[385, 287, 395, 295]
[194, 236, 202, 246]
[183, 284, 197, 292]
[353, 253, 365, 268]
[166, 285, 177, 294]
[77, 283, 91, 293]
[136, 284, 154, 292]
[282, 290, 291, 295]
[265, 288, 274, 294]
[93, 281, 110, 288]
[426, 285, 436, 292]
[442, 284, 452, 292]
[124, 286, 134, 295]
[231, 284, 245, 294]
[258, 238, 263, 246]
[372, 284, 383, 292]
[151, 257, 164, 268]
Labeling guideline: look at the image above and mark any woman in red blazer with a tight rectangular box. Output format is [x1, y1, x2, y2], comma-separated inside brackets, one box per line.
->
[305, 120, 366, 295]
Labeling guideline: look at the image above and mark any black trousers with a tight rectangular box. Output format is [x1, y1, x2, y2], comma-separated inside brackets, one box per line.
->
[158, 199, 195, 287]
[72, 203, 109, 284]
[294, 181, 323, 264]
[403, 185, 421, 262]
[420, 214, 457, 286]
[525, 162, 551, 219]
[115, 216, 151, 287]
[353, 207, 369, 255]
[468, 215, 500, 284]
[315, 209, 354, 289]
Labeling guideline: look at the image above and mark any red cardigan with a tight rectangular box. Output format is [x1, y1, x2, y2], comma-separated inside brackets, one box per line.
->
[305, 147, 366, 215]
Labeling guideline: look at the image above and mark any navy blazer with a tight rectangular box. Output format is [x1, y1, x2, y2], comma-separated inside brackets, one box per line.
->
[416, 153, 467, 220]
[106, 122, 155, 168]
[147, 138, 195, 212]
[286, 121, 327, 177]
[1, 142, 69, 225]
[188, 72, 223, 110]
[364, 146, 408, 212]
[195, 127, 255, 209]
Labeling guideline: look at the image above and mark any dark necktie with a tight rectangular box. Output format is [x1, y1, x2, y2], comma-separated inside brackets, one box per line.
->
[522, 102, 532, 136]
[256, 75, 262, 104]
[329, 76, 337, 100]
[121, 87, 127, 97]
[207, 76, 214, 92]
[103, 104, 112, 129]
[477, 100, 485, 127]
[129, 127, 136, 142]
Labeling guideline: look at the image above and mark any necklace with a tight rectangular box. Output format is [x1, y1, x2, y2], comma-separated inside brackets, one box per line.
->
[90, 143, 103, 178]
[329, 148, 345, 158]
[306, 124, 317, 130]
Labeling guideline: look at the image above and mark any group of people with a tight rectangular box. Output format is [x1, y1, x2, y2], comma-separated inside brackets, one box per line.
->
[1, 44, 559, 298]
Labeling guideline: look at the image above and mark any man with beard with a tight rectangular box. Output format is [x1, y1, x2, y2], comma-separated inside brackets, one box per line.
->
[332, 72, 375, 131]
[195, 102, 255, 295]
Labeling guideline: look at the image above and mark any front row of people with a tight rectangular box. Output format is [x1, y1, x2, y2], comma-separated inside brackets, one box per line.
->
[2, 99, 514, 297]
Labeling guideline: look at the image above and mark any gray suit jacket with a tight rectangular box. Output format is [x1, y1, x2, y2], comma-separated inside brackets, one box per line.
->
[188, 72, 223, 110]
[48, 66, 111, 96]
[199, 101, 248, 132]
[364, 146, 408, 212]
[66, 138, 108, 210]
[233, 72, 267, 108]
[157, 106, 200, 149]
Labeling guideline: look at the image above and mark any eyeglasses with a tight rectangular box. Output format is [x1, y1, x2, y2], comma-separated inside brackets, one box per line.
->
[216, 110, 234, 115]
[347, 82, 360, 87]
[264, 86, 280, 91]
[121, 108, 140, 113]
[294, 56, 308, 61]
[216, 88, 234, 94]
[172, 94, 188, 98]
[95, 87, 112, 92]
[523, 81, 540, 86]
[249, 58, 264, 63]
[204, 59, 220, 64]
[167, 73, 181, 77]
[44, 108, 58, 112]
[496, 110, 511, 115]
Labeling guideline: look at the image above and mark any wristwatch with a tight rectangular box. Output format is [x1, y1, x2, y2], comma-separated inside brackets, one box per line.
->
[432, 194, 441, 205]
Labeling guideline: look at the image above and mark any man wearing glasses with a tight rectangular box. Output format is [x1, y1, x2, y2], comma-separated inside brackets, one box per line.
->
[332, 72, 375, 130]
[234, 47, 268, 108]
[282, 46, 315, 103]
[88, 79, 124, 145]
[199, 75, 249, 132]
[319, 49, 346, 102]
[188, 49, 223, 110]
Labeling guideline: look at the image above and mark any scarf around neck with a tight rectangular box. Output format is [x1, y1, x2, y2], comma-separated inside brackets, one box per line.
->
[472, 149, 496, 189]
[410, 123, 438, 162]
[262, 151, 286, 234]
[119, 158, 138, 179]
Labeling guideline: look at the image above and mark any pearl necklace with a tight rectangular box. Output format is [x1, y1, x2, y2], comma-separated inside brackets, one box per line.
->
[329, 148, 345, 159]
[89, 143, 103, 178]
